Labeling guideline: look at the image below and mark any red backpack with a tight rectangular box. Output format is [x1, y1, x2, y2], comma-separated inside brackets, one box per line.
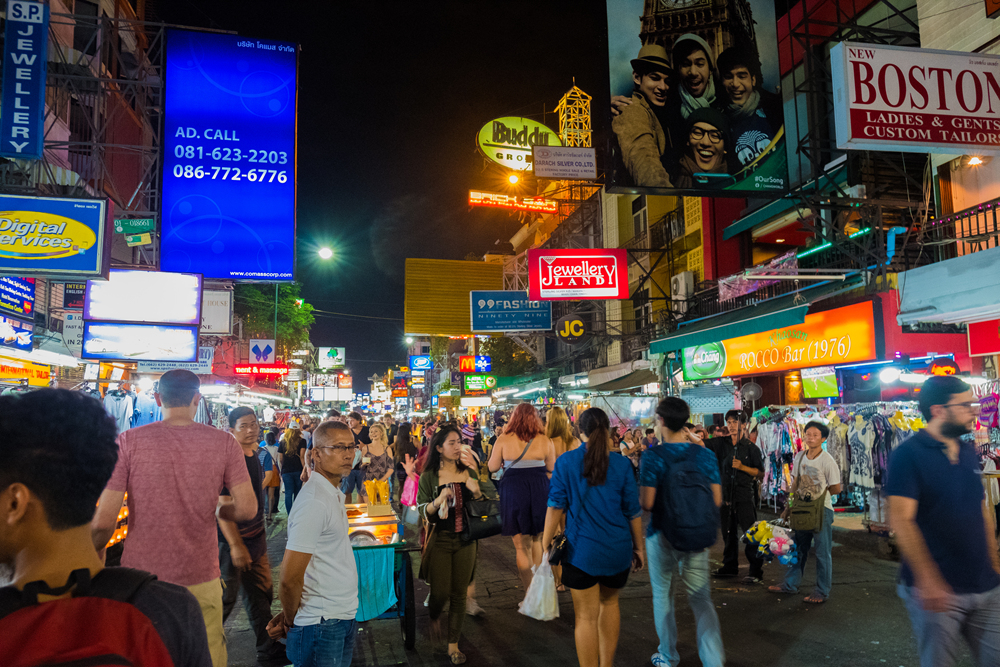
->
[0, 567, 177, 666]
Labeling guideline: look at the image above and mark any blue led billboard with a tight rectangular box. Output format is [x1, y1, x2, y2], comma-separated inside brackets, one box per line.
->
[162, 30, 297, 281]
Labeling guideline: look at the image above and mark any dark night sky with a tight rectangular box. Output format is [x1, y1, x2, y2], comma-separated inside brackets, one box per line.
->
[159, 0, 610, 392]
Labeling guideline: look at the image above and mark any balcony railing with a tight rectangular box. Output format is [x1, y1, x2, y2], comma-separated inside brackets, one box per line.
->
[922, 195, 1000, 262]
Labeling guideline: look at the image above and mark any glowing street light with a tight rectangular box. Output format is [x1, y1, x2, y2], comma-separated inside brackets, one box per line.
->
[508, 173, 519, 185]
[318, 247, 334, 260]
[405, 337, 414, 345]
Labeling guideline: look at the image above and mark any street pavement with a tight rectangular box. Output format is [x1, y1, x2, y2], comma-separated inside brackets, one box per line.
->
[225, 509, 975, 667]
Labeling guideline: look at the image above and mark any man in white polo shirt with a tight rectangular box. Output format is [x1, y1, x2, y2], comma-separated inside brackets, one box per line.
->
[267, 421, 359, 666]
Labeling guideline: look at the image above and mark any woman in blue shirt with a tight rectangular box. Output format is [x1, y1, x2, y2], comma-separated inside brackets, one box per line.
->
[542, 408, 645, 667]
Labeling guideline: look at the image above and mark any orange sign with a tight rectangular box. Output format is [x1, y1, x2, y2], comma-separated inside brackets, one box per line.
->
[468, 191, 559, 213]
[0, 355, 50, 386]
[989, 0, 1000, 20]
[681, 301, 878, 380]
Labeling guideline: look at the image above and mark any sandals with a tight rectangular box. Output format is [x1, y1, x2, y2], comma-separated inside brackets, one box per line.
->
[449, 650, 467, 664]
[768, 585, 794, 593]
[804, 594, 826, 604]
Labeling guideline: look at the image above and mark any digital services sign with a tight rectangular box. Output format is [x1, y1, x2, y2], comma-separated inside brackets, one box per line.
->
[162, 30, 297, 280]
[84, 270, 202, 325]
[0, 276, 34, 319]
[471, 290, 552, 333]
[82, 322, 199, 362]
[680, 301, 879, 381]
[0, 194, 112, 279]
[527, 248, 629, 301]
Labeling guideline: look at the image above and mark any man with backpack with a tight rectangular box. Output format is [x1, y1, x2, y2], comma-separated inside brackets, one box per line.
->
[640, 397, 724, 667]
[0, 389, 211, 666]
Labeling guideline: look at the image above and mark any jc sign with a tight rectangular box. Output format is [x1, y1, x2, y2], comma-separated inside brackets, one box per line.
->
[556, 315, 586, 345]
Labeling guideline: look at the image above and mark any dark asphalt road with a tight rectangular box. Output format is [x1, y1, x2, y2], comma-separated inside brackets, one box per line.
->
[225, 510, 974, 667]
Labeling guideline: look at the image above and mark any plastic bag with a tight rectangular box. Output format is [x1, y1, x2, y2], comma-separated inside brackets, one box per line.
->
[401, 475, 418, 507]
[518, 555, 560, 621]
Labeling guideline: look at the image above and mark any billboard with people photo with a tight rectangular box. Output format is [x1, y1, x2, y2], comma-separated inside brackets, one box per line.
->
[604, 0, 788, 197]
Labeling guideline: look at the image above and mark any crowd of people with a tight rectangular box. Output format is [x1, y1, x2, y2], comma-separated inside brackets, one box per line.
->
[0, 371, 997, 667]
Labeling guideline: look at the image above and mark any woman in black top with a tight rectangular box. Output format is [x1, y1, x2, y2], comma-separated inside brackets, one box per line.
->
[278, 429, 305, 514]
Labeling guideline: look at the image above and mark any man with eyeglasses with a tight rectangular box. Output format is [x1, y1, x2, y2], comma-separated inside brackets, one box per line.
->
[267, 421, 359, 667]
[887, 375, 1000, 667]
[674, 108, 731, 190]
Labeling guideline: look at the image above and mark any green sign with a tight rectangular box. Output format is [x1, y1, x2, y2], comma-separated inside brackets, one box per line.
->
[476, 116, 562, 172]
[680, 342, 728, 381]
[463, 374, 496, 396]
[114, 218, 155, 234]
[125, 232, 152, 247]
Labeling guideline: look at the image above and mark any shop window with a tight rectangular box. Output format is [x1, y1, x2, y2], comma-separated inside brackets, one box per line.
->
[633, 288, 651, 331]
[632, 195, 648, 240]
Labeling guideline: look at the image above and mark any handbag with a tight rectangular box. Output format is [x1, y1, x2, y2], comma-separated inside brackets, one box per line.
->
[789, 452, 827, 532]
[462, 495, 502, 541]
[418, 520, 437, 582]
[548, 485, 592, 566]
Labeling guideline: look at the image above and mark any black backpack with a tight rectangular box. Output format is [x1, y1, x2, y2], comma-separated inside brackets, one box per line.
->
[656, 445, 719, 552]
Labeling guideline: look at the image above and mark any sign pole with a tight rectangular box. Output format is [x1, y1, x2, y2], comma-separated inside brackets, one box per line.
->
[274, 283, 279, 342]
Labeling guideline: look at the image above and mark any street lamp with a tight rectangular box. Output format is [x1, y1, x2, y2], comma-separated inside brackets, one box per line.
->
[508, 174, 519, 185]
[318, 247, 333, 260]
[405, 337, 414, 345]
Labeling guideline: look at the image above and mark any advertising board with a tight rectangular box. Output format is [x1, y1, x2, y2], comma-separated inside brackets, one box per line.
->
[527, 248, 629, 301]
[0, 1, 48, 159]
[0, 276, 34, 319]
[162, 30, 297, 280]
[249, 339, 276, 364]
[459, 355, 491, 373]
[680, 301, 879, 380]
[82, 322, 199, 362]
[968, 318, 1000, 356]
[317, 347, 346, 369]
[62, 282, 85, 310]
[471, 290, 552, 332]
[409, 355, 433, 371]
[137, 346, 214, 374]
[338, 374, 353, 389]
[200, 289, 233, 335]
[476, 117, 562, 172]
[831, 42, 1000, 153]
[462, 374, 496, 397]
[0, 354, 49, 386]
[0, 314, 32, 351]
[468, 191, 559, 213]
[234, 363, 289, 376]
[85, 270, 203, 325]
[61, 312, 84, 356]
[604, 0, 787, 196]
[532, 146, 597, 180]
[0, 194, 112, 279]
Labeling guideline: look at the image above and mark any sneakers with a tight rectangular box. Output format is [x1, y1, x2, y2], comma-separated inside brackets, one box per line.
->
[651, 652, 670, 667]
[741, 575, 763, 584]
[712, 568, 738, 578]
[466, 599, 485, 617]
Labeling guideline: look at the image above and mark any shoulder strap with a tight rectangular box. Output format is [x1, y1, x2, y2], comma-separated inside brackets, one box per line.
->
[506, 440, 532, 468]
[9, 567, 156, 609]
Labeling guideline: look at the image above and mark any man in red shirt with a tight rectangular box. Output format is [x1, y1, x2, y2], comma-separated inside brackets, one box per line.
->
[92, 370, 257, 667]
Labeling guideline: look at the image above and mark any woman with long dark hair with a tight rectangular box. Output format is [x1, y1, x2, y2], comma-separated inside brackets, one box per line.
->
[278, 427, 306, 514]
[417, 425, 484, 664]
[542, 408, 645, 667]
[487, 403, 556, 594]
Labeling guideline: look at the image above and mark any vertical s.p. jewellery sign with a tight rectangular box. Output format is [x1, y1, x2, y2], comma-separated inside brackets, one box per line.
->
[0, 0, 49, 159]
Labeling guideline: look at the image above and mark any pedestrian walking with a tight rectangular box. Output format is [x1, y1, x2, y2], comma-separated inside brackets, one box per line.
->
[886, 376, 1000, 667]
[487, 403, 556, 592]
[262, 431, 281, 519]
[640, 397, 724, 667]
[0, 389, 211, 666]
[546, 406, 582, 458]
[706, 410, 765, 583]
[267, 421, 360, 667]
[279, 428, 306, 515]
[542, 407, 645, 667]
[342, 412, 371, 502]
[92, 370, 257, 667]
[418, 425, 486, 664]
[769, 421, 842, 603]
[359, 423, 395, 502]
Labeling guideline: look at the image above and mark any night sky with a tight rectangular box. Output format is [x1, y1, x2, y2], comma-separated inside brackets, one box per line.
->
[159, 0, 611, 391]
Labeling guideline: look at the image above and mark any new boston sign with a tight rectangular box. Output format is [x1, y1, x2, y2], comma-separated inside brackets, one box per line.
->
[471, 290, 552, 333]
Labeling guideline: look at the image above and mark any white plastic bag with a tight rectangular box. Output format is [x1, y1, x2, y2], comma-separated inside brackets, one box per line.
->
[518, 555, 560, 621]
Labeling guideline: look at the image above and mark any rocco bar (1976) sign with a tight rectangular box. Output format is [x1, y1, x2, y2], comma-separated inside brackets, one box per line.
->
[527, 248, 629, 301]
[832, 42, 1000, 154]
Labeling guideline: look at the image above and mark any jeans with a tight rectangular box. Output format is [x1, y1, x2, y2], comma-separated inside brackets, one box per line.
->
[219, 541, 280, 658]
[899, 583, 1000, 667]
[282, 473, 303, 515]
[341, 468, 364, 497]
[646, 532, 724, 667]
[781, 507, 835, 598]
[720, 499, 763, 577]
[286, 617, 358, 667]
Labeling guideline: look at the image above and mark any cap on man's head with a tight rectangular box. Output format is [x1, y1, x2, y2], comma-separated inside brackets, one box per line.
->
[288, 419, 301, 430]
[631, 43, 674, 77]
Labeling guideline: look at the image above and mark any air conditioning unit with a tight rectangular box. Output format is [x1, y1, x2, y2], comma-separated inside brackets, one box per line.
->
[670, 270, 695, 314]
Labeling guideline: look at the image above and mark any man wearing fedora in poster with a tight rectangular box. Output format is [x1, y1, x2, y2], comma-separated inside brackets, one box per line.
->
[612, 43, 683, 188]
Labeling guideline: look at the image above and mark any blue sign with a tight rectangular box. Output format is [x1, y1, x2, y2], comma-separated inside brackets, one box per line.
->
[409, 355, 432, 371]
[431, 395, 439, 407]
[0, 276, 34, 318]
[0, 1, 48, 159]
[162, 30, 297, 280]
[0, 194, 111, 279]
[474, 355, 492, 373]
[471, 290, 552, 332]
[0, 313, 32, 351]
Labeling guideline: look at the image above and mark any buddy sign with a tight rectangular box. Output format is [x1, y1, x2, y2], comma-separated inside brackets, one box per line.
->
[680, 301, 879, 381]
[527, 249, 629, 301]
[832, 42, 1000, 153]
[477, 117, 562, 172]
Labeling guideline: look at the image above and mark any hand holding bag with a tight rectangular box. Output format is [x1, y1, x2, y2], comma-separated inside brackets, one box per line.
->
[518, 557, 560, 621]
[789, 452, 827, 532]
[462, 495, 502, 541]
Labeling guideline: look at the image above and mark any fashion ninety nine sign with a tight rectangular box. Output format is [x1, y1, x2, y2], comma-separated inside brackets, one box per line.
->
[832, 42, 1000, 153]
[527, 248, 629, 301]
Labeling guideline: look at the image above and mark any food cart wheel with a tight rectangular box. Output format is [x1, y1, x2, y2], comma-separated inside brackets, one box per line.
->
[399, 551, 416, 650]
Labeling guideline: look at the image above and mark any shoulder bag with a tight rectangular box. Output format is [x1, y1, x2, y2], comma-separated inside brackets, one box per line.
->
[789, 451, 827, 532]
[462, 494, 502, 542]
[549, 482, 592, 566]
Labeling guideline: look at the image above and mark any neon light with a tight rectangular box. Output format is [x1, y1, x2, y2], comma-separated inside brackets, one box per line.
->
[469, 191, 559, 213]
[796, 227, 872, 259]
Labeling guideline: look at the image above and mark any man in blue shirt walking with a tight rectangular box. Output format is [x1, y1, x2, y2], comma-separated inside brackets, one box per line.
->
[640, 397, 724, 667]
[886, 375, 1000, 667]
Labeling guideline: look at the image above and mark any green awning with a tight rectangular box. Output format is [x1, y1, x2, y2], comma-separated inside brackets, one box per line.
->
[649, 276, 863, 354]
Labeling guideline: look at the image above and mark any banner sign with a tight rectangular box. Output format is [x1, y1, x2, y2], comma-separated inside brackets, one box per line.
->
[62, 282, 86, 310]
[680, 301, 879, 380]
[311, 373, 338, 387]
[0, 313, 32, 351]
[317, 347, 345, 369]
[604, 0, 787, 196]
[527, 248, 629, 301]
[0, 0, 49, 159]
[0, 354, 48, 386]
[61, 312, 83, 356]
[85, 270, 203, 326]
[162, 30, 297, 280]
[82, 322, 199, 362]
[968, 318, 1000, 356]
[0, 276, 34, 318]
[234, 362, 289, 376]
[249, 338, 276, 364]
[462, 374, 496, 397]
[459, 355, 492, 373]
[114, 218, 155, 234]
[137, 346, 214, 374]
[832, 42, 1000, 153]
[0, 194, 112, 279]
[555, 314, 587, 345]
[468, 191, 559, 213]
[532, 146, 597, 180]
[409, 354, 433, 371]
[476, 117, 562, 172]
[200, 289, 233, 335]
[471, 290, 552, 332]
[338, 374, 352, 389]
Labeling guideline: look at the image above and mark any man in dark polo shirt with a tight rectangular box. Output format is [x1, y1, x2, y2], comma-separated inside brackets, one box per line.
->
[706, 410, 765, 583]
[219, 407, 286, 666]
[887, 376, 1000, 667]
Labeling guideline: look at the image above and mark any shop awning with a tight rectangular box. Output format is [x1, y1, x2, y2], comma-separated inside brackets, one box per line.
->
[589, 368, 659, 392]
[897, 246, 1000, 324]
[649, 277, 864, 355]
[587, 360, 650, 389]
